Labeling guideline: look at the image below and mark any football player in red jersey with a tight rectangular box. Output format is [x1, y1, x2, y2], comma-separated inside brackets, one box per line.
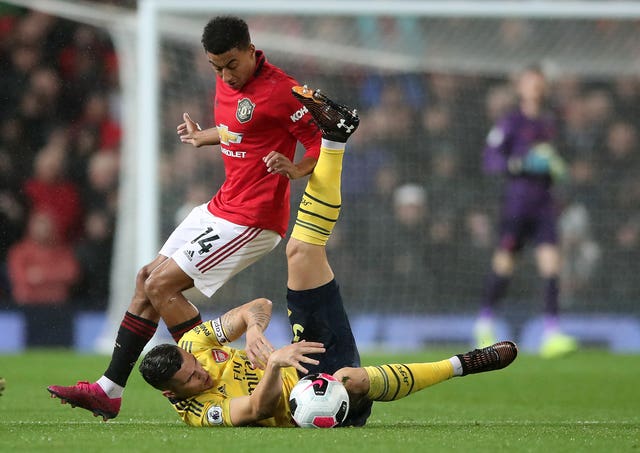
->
[47, 16, 322, 421]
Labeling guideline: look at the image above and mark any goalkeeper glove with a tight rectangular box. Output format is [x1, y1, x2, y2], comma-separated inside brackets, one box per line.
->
[508, 143, 567, 181]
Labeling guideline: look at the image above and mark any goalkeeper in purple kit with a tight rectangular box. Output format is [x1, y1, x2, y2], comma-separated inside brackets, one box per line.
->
[474, 65, 577, 358]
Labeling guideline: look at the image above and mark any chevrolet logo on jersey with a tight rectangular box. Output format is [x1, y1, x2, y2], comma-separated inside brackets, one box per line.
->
[217, 124, 243, 145]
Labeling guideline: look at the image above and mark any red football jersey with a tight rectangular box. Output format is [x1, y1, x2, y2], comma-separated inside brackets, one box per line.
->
[207, 51, 321, 236]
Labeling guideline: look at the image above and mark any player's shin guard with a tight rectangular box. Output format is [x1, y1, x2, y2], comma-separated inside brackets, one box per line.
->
[291, 140, 344, 246]
[287, 279, 360, 375]
[104, 312, 158, 387]
[364, 360, 454, 402]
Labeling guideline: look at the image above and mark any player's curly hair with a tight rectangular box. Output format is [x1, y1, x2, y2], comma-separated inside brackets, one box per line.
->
[139, 344, 184, 390]
[201, 16, 251, 55]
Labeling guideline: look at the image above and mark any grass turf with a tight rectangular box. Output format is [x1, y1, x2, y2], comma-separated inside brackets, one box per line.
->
[0, 349, 638, 452]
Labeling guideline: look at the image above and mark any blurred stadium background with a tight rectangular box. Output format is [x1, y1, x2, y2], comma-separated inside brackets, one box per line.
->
[1, 0, 639, 353]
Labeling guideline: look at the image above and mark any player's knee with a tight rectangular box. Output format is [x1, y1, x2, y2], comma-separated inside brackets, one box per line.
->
[143, 272, 168, 307]
[136, 257, 167, 290]
[536, 244, 560, 276]
[135, 264, 153, 289]
[334, 367, 369, 396]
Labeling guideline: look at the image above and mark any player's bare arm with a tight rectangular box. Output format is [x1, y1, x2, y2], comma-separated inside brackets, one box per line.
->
[177, 112, 221, 147]
[228, 341, 325, 426]
[263, 152, 317, 179]
[219, 297, 275, 369]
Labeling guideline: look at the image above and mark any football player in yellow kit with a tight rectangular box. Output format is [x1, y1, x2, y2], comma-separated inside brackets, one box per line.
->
[138, 86, 518, 427]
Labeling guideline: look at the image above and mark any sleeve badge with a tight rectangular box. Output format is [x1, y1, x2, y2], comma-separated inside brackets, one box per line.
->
[207, 406, 224, 425]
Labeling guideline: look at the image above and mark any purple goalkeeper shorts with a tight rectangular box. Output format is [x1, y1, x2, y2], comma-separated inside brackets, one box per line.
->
[498, 203, 558, 252]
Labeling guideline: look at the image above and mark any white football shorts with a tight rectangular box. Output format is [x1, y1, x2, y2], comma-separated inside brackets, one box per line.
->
[159, 203, 281, 297]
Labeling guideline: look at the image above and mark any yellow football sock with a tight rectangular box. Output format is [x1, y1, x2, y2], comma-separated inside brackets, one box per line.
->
[291, 141, 344, 246]
[364, 360, 454, 402]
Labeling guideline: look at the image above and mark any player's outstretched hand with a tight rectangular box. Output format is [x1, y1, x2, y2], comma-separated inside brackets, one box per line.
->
[177, 112, 203, 147]
[245, 325, 276, 370]
[521, 143, 568, 182]
[268, 341, 325, 375]
[263, 151, 301, 179]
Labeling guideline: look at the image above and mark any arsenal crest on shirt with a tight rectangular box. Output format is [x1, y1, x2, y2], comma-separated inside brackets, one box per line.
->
[236, 98, 255, 123]
[212, 349, 229, 363]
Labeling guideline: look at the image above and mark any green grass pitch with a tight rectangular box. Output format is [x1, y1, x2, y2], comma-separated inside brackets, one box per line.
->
[1, 349, 638, 452]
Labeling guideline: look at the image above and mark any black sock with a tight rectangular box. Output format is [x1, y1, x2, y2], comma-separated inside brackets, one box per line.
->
[104, 311, 158, 387]
[543, 277, 559, 316]
[168, 313, 203, 343]
[481, 271, 510, 309]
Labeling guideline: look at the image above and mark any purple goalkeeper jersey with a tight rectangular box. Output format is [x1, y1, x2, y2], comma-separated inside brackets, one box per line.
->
[483, 107, 558, 216]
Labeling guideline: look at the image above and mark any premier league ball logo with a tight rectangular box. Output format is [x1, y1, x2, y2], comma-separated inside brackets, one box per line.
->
[289, 373, 349, 428]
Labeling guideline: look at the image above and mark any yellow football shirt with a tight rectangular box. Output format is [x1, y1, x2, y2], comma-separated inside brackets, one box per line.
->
[172, 319, 300, 427]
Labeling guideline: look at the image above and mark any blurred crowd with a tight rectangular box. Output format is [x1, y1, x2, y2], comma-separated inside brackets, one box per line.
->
[320, 70, 640, 314]
[1, 7, 639, 346]
[0, 7, 119, 343]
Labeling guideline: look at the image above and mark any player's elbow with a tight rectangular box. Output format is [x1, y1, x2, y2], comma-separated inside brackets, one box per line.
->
[255, 297, 272, 313]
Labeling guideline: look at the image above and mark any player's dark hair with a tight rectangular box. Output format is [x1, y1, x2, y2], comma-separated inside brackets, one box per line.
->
[138, 344, 184, 390]
[201, 16, 251, 54]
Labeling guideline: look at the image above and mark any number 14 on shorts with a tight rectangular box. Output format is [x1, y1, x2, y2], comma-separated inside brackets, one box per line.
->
[191, 226, 220, 255]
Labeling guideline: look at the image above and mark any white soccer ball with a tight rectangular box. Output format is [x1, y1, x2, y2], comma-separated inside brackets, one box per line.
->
[289, 372, 350, 428]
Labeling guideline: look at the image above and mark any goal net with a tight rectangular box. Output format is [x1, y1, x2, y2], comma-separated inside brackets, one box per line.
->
[128, 2, 639, 349]
[11, 0, 640, 350]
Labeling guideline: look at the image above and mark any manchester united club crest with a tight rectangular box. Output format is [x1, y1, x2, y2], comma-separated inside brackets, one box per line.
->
[236, 98, 255, 123]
